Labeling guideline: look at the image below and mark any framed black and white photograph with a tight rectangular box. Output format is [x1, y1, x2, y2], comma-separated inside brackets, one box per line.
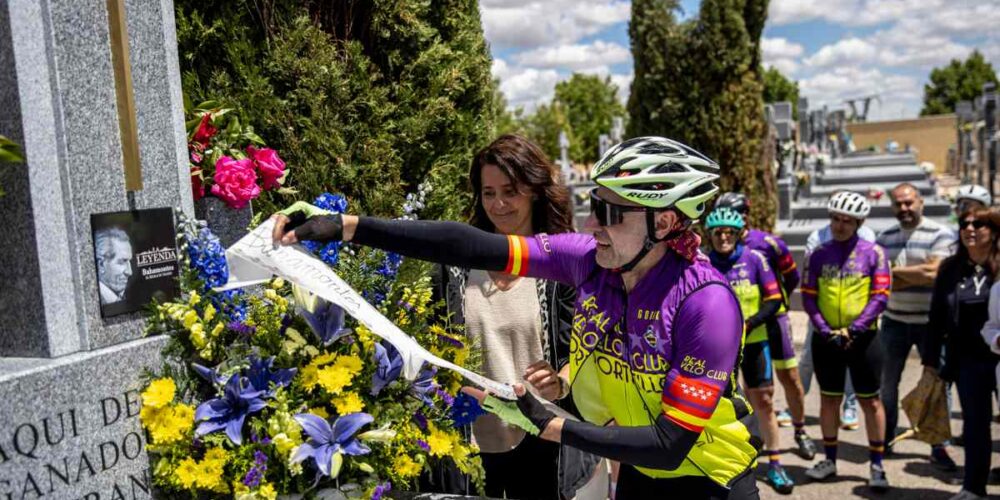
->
[91, 208, 180, 318]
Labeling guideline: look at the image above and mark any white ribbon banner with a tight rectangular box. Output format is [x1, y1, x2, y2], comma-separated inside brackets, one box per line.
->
[216, 219, 516, 400]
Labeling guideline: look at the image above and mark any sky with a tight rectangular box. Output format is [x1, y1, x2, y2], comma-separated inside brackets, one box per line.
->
[481, 0, 1000, 121]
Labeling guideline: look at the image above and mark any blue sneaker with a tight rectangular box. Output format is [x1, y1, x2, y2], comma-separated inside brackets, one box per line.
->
[841, 406, 859, 431]
[776, 409, 793, 427]
[766, 465, 795, 494]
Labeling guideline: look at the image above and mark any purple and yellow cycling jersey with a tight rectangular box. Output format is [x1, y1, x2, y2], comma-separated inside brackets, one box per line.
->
[503, 232, 758, 485]
[709, 245, 782, 343]
[744, 228, 799, 311]
[801, 234, 891, 335]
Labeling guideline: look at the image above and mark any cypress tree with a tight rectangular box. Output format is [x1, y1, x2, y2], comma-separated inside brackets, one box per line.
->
[626, 0, 678, 137]
[628, 0, 773, 229]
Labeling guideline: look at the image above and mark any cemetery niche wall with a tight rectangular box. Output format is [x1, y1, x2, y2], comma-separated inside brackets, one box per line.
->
[0, 0, 192, 498]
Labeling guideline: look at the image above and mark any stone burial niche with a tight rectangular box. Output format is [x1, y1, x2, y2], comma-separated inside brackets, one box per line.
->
[0, 0, 193, 498]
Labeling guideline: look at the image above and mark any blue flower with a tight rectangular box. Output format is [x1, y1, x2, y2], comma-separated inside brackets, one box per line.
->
[314, 193, 348, 214]
[298, 299, 349, 346]
[187, 227, 229, 288]
[318, 242, 342, 266]
[449, 392, 486, 427]
[410, 365, 437, 407]
[246, 356, 296, 397]
[291, 412, 373, 477]
[195, 374, 267, 445]
[371, 481, 392, 500]
[370, 342, 403, 396]
[191, 362, 227, 387]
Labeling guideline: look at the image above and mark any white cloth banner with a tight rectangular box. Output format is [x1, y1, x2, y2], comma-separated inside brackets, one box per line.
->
[216, 219, 516, 400]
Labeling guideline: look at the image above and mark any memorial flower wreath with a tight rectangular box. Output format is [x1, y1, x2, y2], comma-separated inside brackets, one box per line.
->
[139, 192, 486, 499]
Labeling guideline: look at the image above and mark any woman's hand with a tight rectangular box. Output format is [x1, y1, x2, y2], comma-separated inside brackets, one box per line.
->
[524, 360, 565, 401]
[270, 202, 358, 246]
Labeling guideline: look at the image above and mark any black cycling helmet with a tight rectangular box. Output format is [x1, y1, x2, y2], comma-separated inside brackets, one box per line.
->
[715, 192, 750, 216]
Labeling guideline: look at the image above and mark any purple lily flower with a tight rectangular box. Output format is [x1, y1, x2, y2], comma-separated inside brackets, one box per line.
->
[298, 300, 350, 346]
[246, 355, 296, 397]
[370, 342, 403, 396]
[371, 481, 392, 500]
[194, 374, 267, 445]
[291, 412, 373, 477]
[410, 365, 437, 407]
[191, 362, 227, 387]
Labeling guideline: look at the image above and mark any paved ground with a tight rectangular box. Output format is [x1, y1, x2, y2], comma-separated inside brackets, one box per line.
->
[757, 312, 1000, 499]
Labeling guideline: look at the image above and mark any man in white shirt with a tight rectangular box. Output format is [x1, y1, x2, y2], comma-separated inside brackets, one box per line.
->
[877, 183, 956, 468]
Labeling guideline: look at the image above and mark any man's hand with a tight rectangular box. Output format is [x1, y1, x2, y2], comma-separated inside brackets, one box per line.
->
[524, 361, 565, 401]
[827, 328, 852, 350]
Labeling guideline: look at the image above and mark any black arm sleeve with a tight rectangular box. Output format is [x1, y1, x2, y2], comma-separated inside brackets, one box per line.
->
[352, 217, 510, 271]
[561, 414, 699, 470]
[923, 263, 952, 368]
[745, 298, 781, 332]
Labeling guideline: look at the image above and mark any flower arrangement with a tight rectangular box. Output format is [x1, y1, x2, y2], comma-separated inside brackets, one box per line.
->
[140, 196, 484, 499]
[187, 101, 293, 209]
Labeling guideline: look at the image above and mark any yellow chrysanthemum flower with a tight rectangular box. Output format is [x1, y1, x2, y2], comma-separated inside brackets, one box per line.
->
[142, 378, 176, 409]
[174, 458, 199, 489]
[332, 392, 365, 414]
[258, 483, 277, 500]
[393, 453, 423, 479]
[426, 424, 454, 458]
[316, 365, 353, 395]
[333, 354, 363, 374]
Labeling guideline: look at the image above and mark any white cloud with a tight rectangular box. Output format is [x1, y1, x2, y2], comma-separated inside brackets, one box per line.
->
[762, 37, 805, 75]
[610, 73, 633, 104]
[480, 0, 630, 49]
[804, 38, 881, 68]
[514, 41, 630, 71]
[492, 59, 561, 110]
[798, 67, 922, 119]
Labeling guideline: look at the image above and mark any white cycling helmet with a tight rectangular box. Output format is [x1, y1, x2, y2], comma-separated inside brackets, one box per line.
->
[828, 191, 870, 219]
[591, 136, 720, 219]
[955, 184, 992, 207]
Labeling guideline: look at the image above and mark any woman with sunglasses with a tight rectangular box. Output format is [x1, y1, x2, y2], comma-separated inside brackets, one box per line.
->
[705, 207, 793, 495]
[925, 209, 1000, 500]
[272, 136, 760, 499]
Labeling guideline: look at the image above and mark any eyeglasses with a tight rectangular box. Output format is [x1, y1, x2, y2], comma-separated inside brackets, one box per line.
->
[959, 219, 988, 230]
[589, 188, 647, 226]
[711, 228, 737, 238]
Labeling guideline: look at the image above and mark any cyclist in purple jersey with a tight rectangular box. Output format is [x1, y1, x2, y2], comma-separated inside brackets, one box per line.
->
[801, 191, 891, 491]
[706, 207, 793, 494]
[716, 192, 816, 460]
[272, 137, 761, 499]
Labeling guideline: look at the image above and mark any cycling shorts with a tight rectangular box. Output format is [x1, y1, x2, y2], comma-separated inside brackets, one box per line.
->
[766, 314, 797, 370]
[811, 329, 883, 398]
[739, 341, 773, 389]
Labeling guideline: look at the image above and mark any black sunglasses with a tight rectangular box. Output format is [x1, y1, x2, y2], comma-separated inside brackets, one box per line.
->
[589, 188, 647, 226]
[959, 219, 987, 230]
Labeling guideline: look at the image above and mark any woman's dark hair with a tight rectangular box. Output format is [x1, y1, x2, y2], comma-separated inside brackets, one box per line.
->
[955, 208, 1000, 277]
[469, 134, 574, 234]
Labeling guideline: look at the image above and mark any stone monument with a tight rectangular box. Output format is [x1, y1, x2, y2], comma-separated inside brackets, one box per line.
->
[0, 0, 192, 497]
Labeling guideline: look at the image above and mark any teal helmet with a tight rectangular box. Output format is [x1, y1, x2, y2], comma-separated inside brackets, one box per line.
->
[705, 207, 745, 231]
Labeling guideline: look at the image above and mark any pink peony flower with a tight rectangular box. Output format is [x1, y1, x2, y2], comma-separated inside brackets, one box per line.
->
[191, 166, 205, 201]
[210, 156, 260, 209]
[192, 113, 217, 146]
[247, 146, 286, 190]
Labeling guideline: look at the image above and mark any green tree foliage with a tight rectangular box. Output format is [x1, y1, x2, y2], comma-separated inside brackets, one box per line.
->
[627, 0, 679, 137]
[554, 74, 625, 163]
[763, 66, 799, 115]
[175, 0, 497, 221]
[627, 0, 774, 229]
[921, 50, 999, 116]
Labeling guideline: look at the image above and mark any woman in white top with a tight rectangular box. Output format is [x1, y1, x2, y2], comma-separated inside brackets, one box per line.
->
[426, 135, 600, 499]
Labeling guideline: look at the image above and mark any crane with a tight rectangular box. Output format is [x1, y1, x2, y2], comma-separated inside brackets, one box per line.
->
[844, 94, 881, 123]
